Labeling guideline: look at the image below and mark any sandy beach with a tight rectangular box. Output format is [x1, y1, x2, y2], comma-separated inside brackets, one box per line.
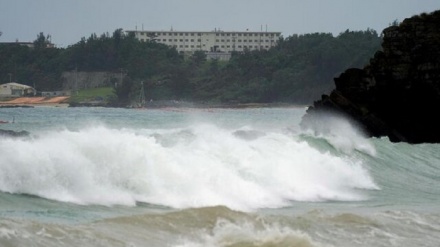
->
[0, 96, 70, 107]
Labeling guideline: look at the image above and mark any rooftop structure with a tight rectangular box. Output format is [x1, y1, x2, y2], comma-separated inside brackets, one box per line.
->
[126, 29, 282, 60]
[0, 41, 55, 48]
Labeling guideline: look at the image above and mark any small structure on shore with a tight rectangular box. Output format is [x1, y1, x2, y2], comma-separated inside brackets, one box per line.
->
[0, 82, 36, 97]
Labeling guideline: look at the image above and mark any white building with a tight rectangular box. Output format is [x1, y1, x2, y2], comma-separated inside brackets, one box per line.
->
[126, 29, 281, 60]
[0, 82, 36, 97]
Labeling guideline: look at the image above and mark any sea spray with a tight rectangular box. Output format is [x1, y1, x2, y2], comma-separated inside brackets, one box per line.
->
[1, 107, 440, 247]
[0, 123, 378, 210]
[301, 112, 377, 156]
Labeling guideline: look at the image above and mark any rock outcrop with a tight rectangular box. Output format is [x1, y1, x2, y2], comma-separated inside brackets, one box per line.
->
[0, 129, 30, 138]
[301, 10, 440, 143]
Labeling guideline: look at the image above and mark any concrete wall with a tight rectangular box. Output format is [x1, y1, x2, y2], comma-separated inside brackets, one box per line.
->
[61, 71, 124, 91]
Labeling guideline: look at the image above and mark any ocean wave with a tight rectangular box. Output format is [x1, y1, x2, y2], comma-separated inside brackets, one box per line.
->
[300, 112, 377, 156]
[0, 124, 378, 210]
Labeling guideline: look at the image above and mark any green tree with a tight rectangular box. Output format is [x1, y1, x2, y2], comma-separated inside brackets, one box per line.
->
[33, 32, 51, 49]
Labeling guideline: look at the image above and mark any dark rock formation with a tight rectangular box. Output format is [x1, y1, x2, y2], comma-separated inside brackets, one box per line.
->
[301, 10, 440, 143]
[0, 129, 30, 138]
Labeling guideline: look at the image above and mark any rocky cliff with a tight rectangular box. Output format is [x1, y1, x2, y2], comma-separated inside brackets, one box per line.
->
[301, 10, 440, 143]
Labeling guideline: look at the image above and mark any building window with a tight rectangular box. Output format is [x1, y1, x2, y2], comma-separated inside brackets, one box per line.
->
[191, 33, 194, 36]
[141, 39, 145, 42]
[179, 45, 183, 48]
[255, 40, 259, 42]
[174, 39, 178, 42]
[191, 39, 194, 42]
[249, 45, 253, 48]
[191, 45, 194, 48]
[216, 39, 219, 42]
[238, 45, 242, 48]
[185, 39, 188, 42]
[169, 39, 172, 42]
[238, 40, 242, 42]
[221, 45, 224, 48]
[185, 45, 188, 48]
[221, 39, 224, 42]
[163, 39, 166, 42]
[227, 33, 230, 36]
[221, 34, 225, 36]
[197, 39, 201, 42]
[227, 40, 230, 42]
[216, 33, 219, 36]
[227, 45, 230, 48]
[238, 34, 242, 36]
[179, 33, 183, 36]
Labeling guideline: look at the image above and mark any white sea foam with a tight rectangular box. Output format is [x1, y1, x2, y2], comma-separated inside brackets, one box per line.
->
[174, 219, 320, 247]
[302, 112, 377, 156]
[0, 124, 378, 211]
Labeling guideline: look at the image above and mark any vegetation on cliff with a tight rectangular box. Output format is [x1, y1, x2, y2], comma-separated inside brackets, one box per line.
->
[0, 29, 381, 105]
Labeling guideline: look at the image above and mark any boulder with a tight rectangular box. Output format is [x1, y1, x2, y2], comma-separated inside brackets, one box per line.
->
[301, 10, 440, 143]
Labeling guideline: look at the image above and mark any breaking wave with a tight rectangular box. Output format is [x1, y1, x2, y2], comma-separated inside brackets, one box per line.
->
[0, 122, 378, 211]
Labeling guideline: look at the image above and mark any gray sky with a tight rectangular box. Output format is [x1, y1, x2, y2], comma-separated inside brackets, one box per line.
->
[1, 0, 440, 47]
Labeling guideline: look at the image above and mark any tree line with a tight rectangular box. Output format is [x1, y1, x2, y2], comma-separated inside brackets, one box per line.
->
[0, 28, 382, 105]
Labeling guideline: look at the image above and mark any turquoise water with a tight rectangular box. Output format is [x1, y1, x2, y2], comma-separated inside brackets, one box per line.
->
[0, 106, 439, 247]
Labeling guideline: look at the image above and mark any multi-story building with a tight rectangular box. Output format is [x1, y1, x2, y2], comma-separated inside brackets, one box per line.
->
[125, 29, 281, 60]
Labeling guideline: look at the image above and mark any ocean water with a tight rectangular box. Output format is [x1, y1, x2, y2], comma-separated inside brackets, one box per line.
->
[0, 106, 439, 247]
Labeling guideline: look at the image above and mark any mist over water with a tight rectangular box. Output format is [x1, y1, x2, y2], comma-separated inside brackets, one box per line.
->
[1, 107, 439, 247]
[301, 111, 376, 156]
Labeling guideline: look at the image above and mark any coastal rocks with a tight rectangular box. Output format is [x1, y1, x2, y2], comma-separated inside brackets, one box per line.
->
[301, 10, 440, 144]
[0, 129, 30, 138]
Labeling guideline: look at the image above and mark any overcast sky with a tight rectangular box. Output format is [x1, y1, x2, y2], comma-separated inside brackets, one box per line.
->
[1, 0, 440, 47]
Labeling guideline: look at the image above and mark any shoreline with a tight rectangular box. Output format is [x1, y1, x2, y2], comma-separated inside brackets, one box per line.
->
[0, 97, 308, 109]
